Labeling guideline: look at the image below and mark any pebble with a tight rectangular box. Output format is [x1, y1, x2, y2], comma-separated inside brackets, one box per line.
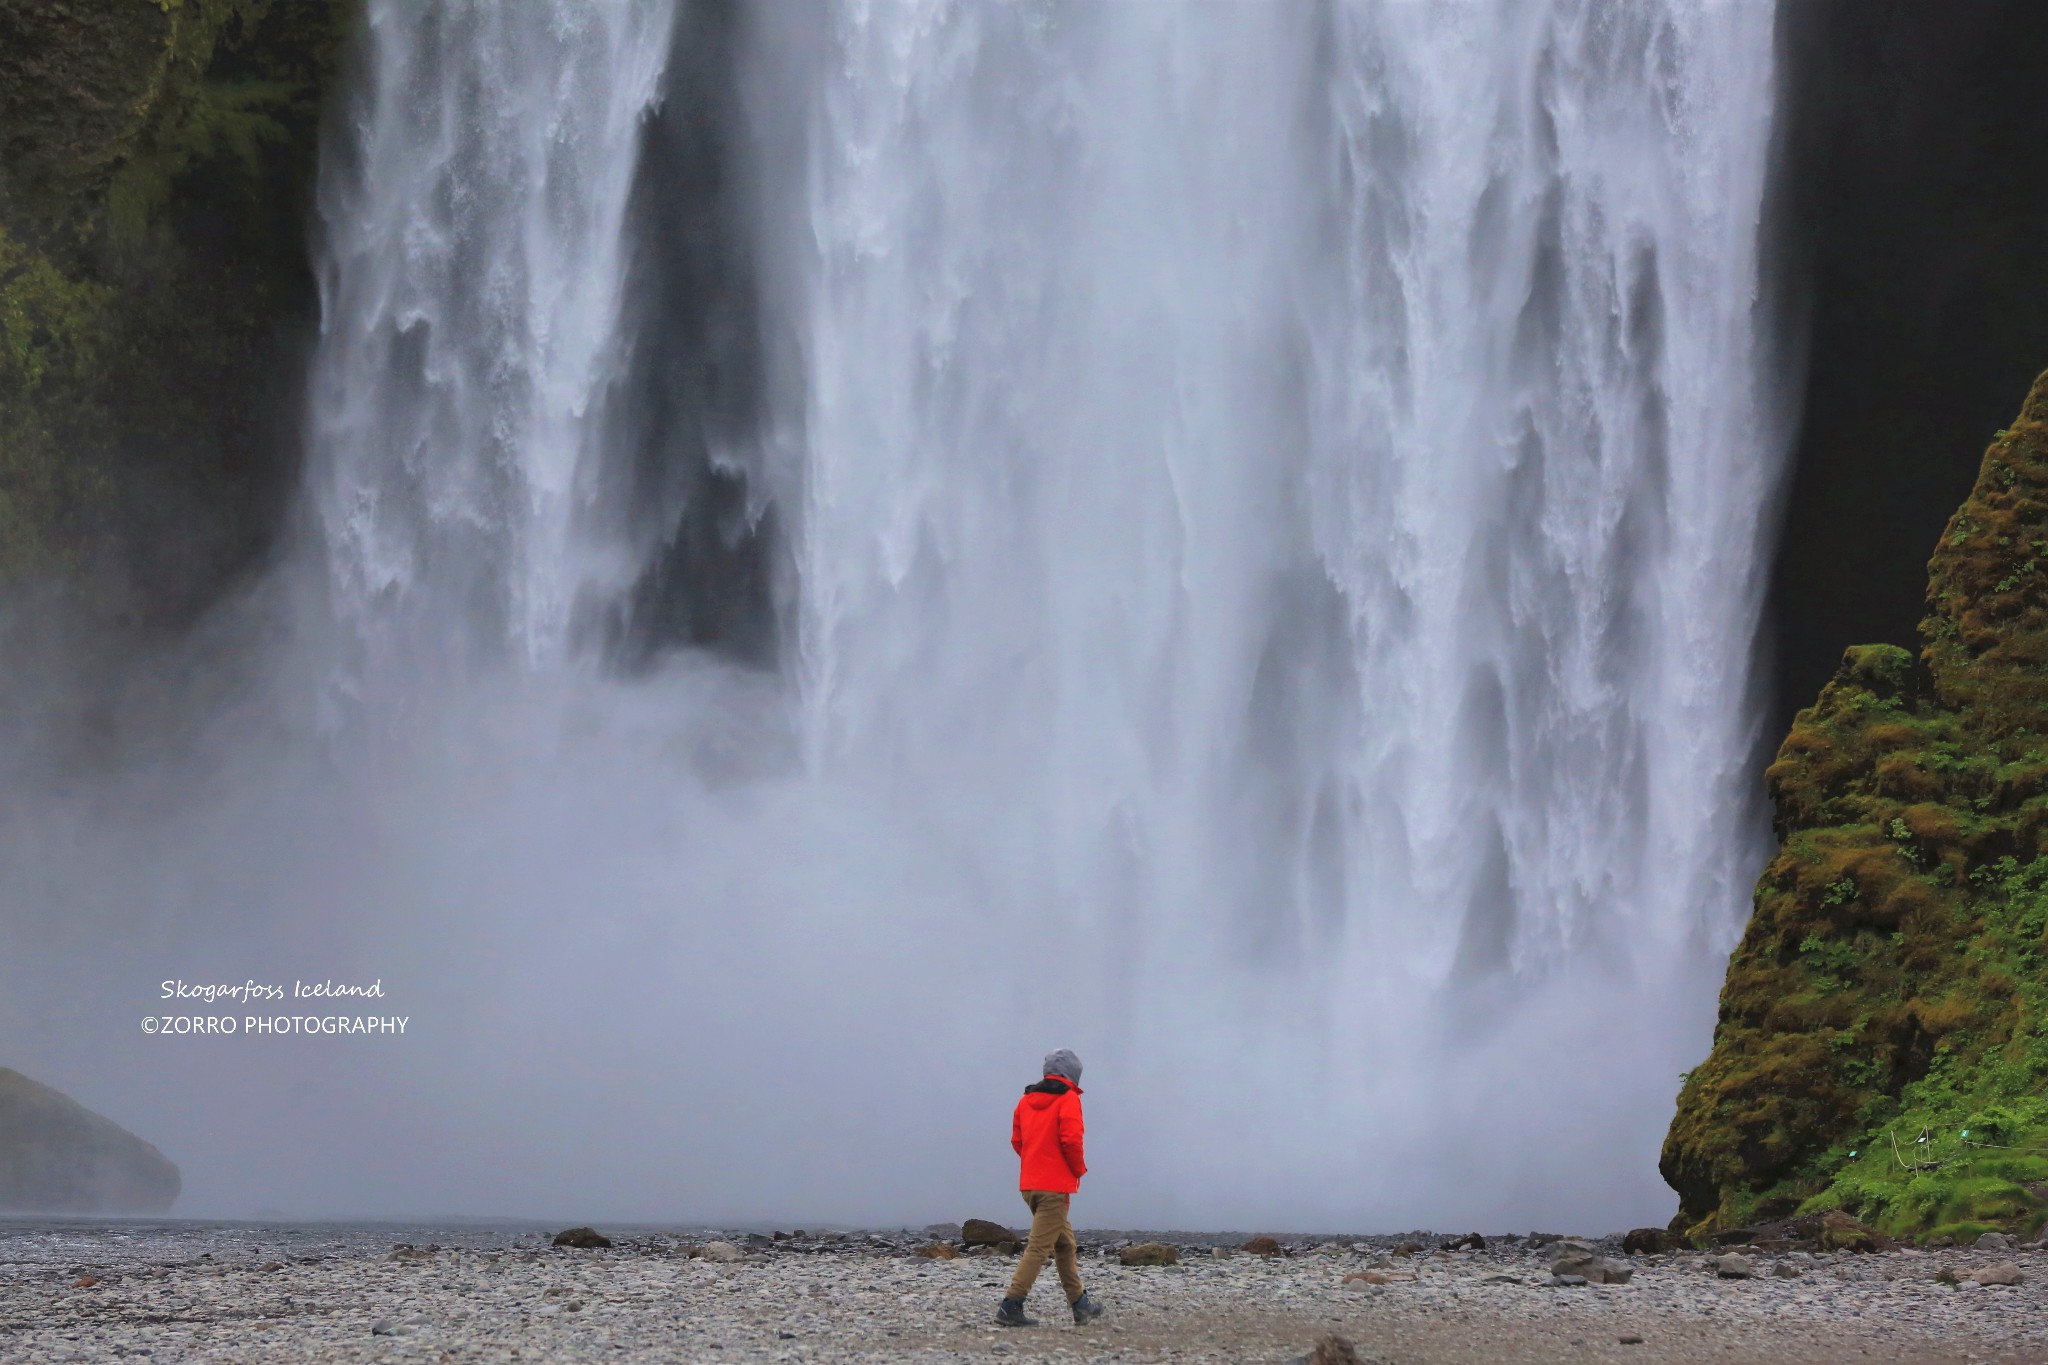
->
[2, 1219, 2045, 1363]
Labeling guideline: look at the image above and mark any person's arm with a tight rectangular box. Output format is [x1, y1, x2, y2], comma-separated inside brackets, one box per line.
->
[1012, 1102, 1024, 1157]
[1058, 1096, 1086, 1178]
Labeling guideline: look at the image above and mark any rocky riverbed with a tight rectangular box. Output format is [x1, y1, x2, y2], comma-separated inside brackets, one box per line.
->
[3, 1218, 2045, 1363]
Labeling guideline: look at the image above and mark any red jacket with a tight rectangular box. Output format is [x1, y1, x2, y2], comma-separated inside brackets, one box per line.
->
[1012, 1076, 1085, 1193]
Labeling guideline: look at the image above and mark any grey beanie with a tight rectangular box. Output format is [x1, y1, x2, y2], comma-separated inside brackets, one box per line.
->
[1043, 1049, 1082, 1084]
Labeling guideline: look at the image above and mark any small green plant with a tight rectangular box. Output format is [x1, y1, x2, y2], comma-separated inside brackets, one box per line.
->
[1797, 933, 1866, 990]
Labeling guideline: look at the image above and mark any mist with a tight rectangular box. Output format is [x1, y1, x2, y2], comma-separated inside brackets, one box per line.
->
[0, 0, 1783, 1235]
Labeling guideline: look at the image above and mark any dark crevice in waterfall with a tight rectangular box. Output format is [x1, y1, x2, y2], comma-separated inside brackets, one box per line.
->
[575, 0, 779, 673]
[1448, 663, 1514, 980]
[1453, 818, 1513, 979]
[1237, 564, 1357, 965]
[1510, 184, 1566, 385]
[1604, 240, 1669, 694]
[1769, 1, 2048, 734]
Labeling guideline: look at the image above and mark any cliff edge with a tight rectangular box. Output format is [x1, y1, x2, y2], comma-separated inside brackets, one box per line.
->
[0, 1067, 179, 1213]
[1667, 369, 2048, 1243]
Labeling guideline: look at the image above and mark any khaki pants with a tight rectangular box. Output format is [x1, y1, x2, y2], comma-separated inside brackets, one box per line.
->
[1006, 1190, 1083, 1302]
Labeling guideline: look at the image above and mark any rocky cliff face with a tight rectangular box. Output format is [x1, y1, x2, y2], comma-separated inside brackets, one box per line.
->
[0, 1068, 179, 1213]
[1667, 370, 2048, 1244]
[1769, 0, 2048, 738]
[0, 0, 345, 620]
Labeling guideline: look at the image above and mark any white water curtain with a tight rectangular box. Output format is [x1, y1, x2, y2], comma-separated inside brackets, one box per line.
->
[268, 0, 1783, 1225]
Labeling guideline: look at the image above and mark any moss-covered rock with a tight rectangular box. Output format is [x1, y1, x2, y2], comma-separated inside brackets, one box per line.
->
[0, 1, 175, 203]
[0, 0, 349, 613]
[1666, 368, 2048, 1242]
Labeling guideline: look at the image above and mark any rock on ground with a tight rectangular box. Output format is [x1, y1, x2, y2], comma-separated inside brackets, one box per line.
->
[1550, 1241, 1633, 1285]
[962, 1219, 1018, 1246]
[1624, 1228, 1685, 1256]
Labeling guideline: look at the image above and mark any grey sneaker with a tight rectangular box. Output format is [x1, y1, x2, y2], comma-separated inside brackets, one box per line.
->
[1070, 1290, 1105, 1325]
[995, 1296, 1036, 1327]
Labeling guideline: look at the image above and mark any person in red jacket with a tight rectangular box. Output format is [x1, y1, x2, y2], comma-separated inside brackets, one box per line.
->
[996, 1049, 1105, 1327]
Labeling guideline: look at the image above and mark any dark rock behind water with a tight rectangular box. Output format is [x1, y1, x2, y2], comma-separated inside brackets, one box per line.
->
[0, 1068, 179, 1213]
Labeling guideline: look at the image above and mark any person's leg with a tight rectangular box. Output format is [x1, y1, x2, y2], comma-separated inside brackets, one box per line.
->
[1007, 1192, 1059, 1301]
[1051, 1195, 1083, 1302]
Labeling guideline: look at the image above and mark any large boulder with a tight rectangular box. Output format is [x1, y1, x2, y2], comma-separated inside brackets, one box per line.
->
[962, 1218, 1020, 1246]
[0, 1069, 179, 1213]
[1623, 1227, 1685, 1255]
[1549, 1241, 1632, 1284]
[1817, 1210, 1881, 1253]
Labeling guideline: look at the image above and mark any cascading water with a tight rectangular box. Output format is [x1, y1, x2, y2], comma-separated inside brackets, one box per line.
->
[744, 0, 1782, 1220]
[2, 0, 1777, 1226]
[308, 0, 678, 681]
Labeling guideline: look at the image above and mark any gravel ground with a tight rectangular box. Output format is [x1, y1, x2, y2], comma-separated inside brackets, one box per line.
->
[3, 1218, 2046, 1364]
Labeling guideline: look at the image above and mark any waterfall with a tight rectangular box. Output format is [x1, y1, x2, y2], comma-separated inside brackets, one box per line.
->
[308, 0, 678, 681]
[285, 0, 1782, 1226]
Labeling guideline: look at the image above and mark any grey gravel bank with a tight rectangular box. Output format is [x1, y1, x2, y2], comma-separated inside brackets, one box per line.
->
[3, 1218, 2045, 1363]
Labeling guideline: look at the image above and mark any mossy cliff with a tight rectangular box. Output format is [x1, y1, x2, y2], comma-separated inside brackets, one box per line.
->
[0, 0, 347, 615]
[1666, 368, 2048, 1244]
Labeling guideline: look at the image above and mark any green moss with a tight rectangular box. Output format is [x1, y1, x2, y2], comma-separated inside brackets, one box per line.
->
[1666, 369, 2048, 1242]
[0, 2, 175, 206]
[0, 224, 116, 580]
[104, 1, 329, 246]
[0, 227, 111, 390]
[0, 0, 350, 603]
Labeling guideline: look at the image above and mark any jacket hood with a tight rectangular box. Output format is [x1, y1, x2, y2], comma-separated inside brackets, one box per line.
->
[1021, 1075, 1080, 1108]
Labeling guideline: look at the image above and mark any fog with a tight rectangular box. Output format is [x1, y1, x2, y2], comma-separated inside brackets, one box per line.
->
[0, 0, 1784, 1233]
